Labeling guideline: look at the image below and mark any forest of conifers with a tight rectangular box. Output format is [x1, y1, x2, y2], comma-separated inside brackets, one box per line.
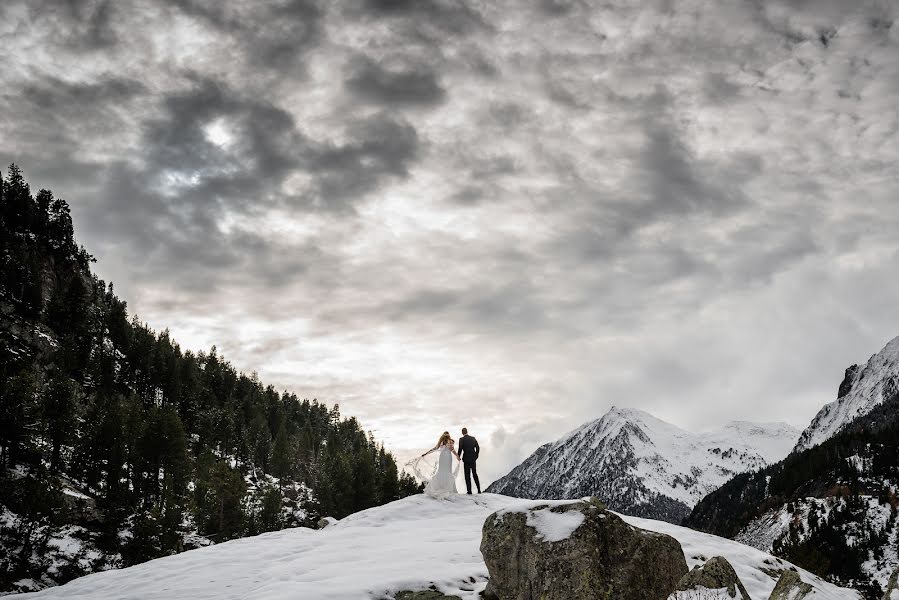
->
[0, 164, 421, 591]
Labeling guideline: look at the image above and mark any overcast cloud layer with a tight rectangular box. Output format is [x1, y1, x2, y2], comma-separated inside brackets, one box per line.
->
[3, 0, 899, 484]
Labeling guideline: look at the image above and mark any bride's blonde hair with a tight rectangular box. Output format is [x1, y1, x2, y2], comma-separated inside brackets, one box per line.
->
[438, 431, 453, 446]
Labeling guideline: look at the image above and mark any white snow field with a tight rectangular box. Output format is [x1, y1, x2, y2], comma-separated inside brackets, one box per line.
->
[18, 494, 857, 600]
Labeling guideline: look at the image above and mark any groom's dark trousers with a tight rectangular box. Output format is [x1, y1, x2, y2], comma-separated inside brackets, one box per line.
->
[463, 461, 480, 494]
[458, 434, 481, 493]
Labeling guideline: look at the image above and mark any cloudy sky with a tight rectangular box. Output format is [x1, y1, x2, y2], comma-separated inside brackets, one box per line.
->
[3, 0, 899, 484]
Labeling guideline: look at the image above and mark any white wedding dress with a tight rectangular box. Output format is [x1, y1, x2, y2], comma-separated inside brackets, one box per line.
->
[421, 444, 459, 499]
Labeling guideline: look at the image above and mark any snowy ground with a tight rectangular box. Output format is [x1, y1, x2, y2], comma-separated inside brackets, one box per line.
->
[17, 493, 858, 600]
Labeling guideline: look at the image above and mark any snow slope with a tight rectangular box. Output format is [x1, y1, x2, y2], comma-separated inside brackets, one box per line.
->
[487, 407, 799, 522]
[17, 493, 857, 600]
[795, 335, 899, 452]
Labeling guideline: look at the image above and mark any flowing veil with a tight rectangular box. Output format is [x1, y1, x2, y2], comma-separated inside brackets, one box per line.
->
[405, 450, 461, 485]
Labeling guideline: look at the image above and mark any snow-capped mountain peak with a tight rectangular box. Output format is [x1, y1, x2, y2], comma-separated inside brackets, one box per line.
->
[794, 334, 899, 452]
[486, 407, 799, 523]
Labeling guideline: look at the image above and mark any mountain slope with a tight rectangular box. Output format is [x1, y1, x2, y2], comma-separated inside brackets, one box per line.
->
[0, 165, 421, 594]
[486, 407, 798, 523]
[795, 335, 899, 452]
[15, 493, 857, 600]
[686, 387, 899, 599]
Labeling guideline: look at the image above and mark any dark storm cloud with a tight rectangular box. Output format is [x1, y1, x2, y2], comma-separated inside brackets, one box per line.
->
[79, 160, 339, 299]
[4, 74, 146, 152]
[143, 76, 302, 182]
[639, 121, 749, 218]
[344, 55, 447, 107]
[537, 0, 580, 16]
[352, 0, 489, 35]
[162, 0, 323, 71]
[308, 114, 421, 207]
[138, 76, 422, 215]
[61, 74, 423, 294]
[13, 0, 120, 51]
[25, 76, 146, 109]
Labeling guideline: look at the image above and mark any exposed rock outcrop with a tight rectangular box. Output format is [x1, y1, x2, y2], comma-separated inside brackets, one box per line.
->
[61, 489, 100, 523]
[317, 516, 338, 529]
[393, 590, 461, 600]
[669, 556, 751, 599]
[883, 567, 899, 600]
[838, 364, 861, 398]
[480, 498, 688, 600]
[768, 569, 813, 600]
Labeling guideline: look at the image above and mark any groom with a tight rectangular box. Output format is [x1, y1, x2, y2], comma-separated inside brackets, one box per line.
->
[458, 427, 481, 494]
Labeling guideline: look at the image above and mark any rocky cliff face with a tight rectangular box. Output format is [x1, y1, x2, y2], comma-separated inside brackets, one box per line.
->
[794, 335, 899, 452]
[486, 408, 798, 523]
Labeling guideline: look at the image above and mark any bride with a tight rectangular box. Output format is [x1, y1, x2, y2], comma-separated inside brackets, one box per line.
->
[416, 431, 460, 498]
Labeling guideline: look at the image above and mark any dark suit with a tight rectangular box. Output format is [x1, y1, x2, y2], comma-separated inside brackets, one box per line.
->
[458, 434, 480, 493]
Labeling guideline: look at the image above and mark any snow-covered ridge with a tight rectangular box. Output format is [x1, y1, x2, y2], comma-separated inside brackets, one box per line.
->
[16, 493, 857, 600]
[487, 407, 799, 522]
[794, 335, 899, 452]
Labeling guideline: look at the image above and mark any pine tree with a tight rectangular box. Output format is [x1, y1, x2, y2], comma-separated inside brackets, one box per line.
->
[2, 163, 32, 231]
[271, 422, 292, 489]
[352, 441, 377, 511]
[0, 372, 39, 468]
[43, 373, 78, 474]
[259, 485, 283, 533]
[157, 408, 189, 552]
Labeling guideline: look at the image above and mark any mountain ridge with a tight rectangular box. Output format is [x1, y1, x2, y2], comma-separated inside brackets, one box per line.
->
[794, 335, 899, 452]
[486, 406, 799, 523]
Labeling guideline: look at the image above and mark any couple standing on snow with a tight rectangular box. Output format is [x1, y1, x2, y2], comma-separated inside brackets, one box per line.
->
[418, 428, 480, 498]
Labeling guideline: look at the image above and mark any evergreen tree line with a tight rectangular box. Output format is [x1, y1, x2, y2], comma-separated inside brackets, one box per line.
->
[0, 165, 421, 591]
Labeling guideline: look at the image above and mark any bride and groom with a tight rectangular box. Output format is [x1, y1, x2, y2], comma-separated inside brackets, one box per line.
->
[419, 428, 481, 498]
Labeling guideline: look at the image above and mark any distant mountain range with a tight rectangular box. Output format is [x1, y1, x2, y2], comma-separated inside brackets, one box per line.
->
[486, 406, 799, 523]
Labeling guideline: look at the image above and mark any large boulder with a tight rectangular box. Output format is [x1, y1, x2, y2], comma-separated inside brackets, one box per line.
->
[61, 488, 101, 523]
[883, 567, 899, 600]
[317, 516, 338, 529]
[768, 569, 812, 600]
[669, 556, 751, 599]
[480, 498, 688, 600]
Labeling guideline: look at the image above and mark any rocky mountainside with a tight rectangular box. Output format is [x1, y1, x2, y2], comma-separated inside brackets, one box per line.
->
[795, 335, 899, 452]
[686, 385, 899, 599]
[486, 407, 799, 523]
